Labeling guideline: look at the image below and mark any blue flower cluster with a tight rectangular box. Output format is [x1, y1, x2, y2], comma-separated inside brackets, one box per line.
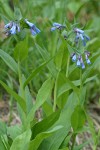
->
[74, 28, 90, 46]
[4, 22, 20, 35]
[50, 22, 91, 69]
[51, 22, 66, 31]
[71, 51, 91, 69]
[71, 28, 91, 69]
[4, 19, 40, 36]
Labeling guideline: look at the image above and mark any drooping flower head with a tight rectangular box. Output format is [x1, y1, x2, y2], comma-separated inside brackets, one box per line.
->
[51, 22, 66, 31]
[76, 55, 85, 69]
[25, 19, 40, 36]
[4, 21, 20, 36]
[69, 27, 91, 69]
[84, 51, 91, 64]
[74, 28, 90, 46]
[71, 53, 77, 62]
[4, 21, 13, 29]
[71, 50, 91, 69]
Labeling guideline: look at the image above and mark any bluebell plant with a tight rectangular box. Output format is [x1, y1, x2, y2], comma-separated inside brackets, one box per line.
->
[4, 19, 40, 36]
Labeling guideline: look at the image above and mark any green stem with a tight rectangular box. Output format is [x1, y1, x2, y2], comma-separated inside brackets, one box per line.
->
[71, 134, 76, 150]
[80, 69, 83, 104]
[53, 78, 57, 112]
[66, 53, 70, 78]
[8, 96, 13, 125]
[18, 60, 25, 99]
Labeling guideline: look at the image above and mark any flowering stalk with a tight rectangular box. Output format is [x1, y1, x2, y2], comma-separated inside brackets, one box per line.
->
[80, 68, 83, 104]
[53, 77, 57, 112]
[66, 53, 70, 77]
[18, 60, 25, 101]
[70, 27, 91, 69]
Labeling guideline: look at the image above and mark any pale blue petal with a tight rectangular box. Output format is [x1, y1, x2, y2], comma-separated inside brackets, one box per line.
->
[25, 19, 34, 27]
[10, 24, 16, 34]
[16, 24, 20, 32]
[53, 22, 61, 27]
[81, 62, 85, 69]
[82, 40, 86, 46]
[86, 59, 91, 64]
[4, 22, 12, 29]
[51, 27, 56, 31]
[30, 28, 37, 36]
[74, 28, 84, 34]
[77, 60, 81, 66]
[34, 27, 41, 33]
[80, 34, 86, 46]
[80, 34, 84, 40]
[72, 54, 76, 62]
[84, 35, 90, 41]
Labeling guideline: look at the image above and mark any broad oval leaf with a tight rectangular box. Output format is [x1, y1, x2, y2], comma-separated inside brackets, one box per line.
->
[10, 129, 31, 150]
[14, 38, 28, 62]
[27, 77, 53, 123]
[71, 105, 86, 132]
[29, 126, 63, 150]
[0, 49, 18, 74]
[31, 110, 61, 139]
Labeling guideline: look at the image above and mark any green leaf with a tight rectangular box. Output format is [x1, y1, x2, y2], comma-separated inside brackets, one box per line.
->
[73, 139, 91, 150]
[0, 80, 26, 113]
[29, 126, 63, 150]
[22, 75, 33, 114]
[0, 136, 7, 150]
[7, 125, 22, 140]
[27, 77, 53, 123]
[71, 105, 86, 132]
[54, 40, 64, 71]
[0, 0, 13, 20]
[0, 121, 7, 135]
[57, 74, 96, 99]
[59, 148, 69, 150]
[86, 115, 97, 146]
[31, 110, 61, 139]
[14, 7, 22, 20]
[0, 49, 18, 74]
[64, 77, 80, 98]
[25, 85, 33, 114]
[39, 92, 78, 150]
[35, 43, 57, 78]
[59, 134, 72, 149]
[42, 101, 53, 116]
[82, 56, 100, 83]
[23, 57, 54, 88]
[16, 75, 33, 127]
[57, 73, 80, 99]
[0, 135, 9, 150]
[14, 38, 28, 62]
[10, 129, 31, 150]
